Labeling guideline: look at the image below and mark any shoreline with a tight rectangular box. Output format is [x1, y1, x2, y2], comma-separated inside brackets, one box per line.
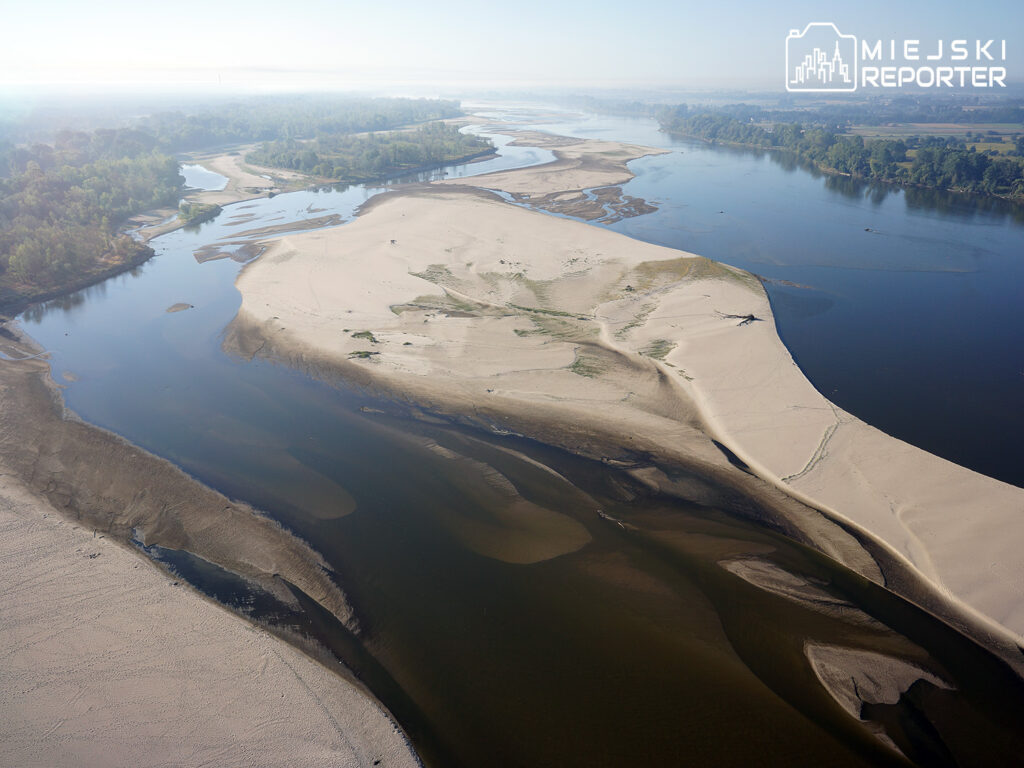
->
[0, 473, 420, 768]
[0, 328, 420, 767]
[228, 130, 1024, 673]
[665, 129, 1024, 205]
[0, 244, 155, 318]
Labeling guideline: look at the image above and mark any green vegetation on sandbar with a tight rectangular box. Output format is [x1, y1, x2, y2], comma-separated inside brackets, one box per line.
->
[508, 303, 588, 321]
[178, 201, 222, 225]
[246, 122, 493, 181]
[640, 339, 675, 360]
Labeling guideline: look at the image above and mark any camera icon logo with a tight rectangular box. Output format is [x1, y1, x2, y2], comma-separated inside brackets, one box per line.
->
[785, 22, 858, 92]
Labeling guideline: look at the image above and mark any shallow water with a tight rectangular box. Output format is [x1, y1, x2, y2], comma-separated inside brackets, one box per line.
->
[19, 112, 1024, 766]
[180, 162, 228, 191]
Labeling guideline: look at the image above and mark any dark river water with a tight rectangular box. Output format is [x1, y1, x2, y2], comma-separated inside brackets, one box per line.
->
[18, 113, 1024, 766]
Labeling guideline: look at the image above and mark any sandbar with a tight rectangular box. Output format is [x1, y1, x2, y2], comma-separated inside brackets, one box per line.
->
[228, 131, 1024, 672]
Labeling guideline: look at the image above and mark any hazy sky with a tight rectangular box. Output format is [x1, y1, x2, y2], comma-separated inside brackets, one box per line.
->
[1, 0, 1021, 90]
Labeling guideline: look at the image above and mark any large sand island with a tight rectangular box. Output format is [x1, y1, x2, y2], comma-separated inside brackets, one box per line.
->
[227, 131, 1024, 672]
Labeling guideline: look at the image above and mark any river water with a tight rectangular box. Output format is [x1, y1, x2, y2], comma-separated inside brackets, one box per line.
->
[180, 162, 229, 191]
[472, 106, 1024, 488]
[18, 112, 1024, 766]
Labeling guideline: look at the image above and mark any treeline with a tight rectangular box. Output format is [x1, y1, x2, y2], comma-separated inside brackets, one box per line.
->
[569, 93, 1024, 130]
[246, 122, 492, 181]
[728, 97, 1024, 128]
[659, 110, 1024, 199]
[0, 96, 466, 178]
[0, 128, 182, 303]
[140, 96, 464, 152]
[0, 96, 470, 306]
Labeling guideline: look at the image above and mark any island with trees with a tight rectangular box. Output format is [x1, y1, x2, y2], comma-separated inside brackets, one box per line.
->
[246, 121, 493, 181]
[0, 97, 490, 311]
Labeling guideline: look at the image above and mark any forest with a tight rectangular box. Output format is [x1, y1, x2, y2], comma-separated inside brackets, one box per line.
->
[246, 121, 492, 181]
[140, 96, 465, 152]
[658, 108, 1024, 199]
[0, 97, 472, 308]
[0, 128, 182, 306]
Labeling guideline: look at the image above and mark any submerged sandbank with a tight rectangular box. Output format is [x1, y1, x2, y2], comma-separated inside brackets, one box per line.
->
[227, 132, 1024, 671]
[0, 332, 419, 768]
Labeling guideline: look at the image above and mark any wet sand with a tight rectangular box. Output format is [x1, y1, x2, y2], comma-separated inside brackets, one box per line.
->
[0, 332, 419, 767]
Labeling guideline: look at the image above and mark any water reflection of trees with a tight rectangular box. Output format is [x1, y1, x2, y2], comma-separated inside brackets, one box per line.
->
[754, 146, 1024, 224]
[23, 291, 89, 323]
[903, 187, 1024, 223]
[21, 264, 147, 323]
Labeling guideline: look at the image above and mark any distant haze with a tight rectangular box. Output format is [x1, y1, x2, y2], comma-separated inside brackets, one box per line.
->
[2, 0, 1021, 91]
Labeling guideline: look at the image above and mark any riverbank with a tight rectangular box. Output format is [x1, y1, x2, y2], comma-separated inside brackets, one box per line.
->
[0, 330, 419, 768]
[664, 129, 1024, 205]
[186, 145, 304, 206]
[0, 242, 154, 317]
[227, 131, 1024, 673]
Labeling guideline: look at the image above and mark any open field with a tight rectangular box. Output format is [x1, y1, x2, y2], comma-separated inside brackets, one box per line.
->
[847, 122, 1024, 138]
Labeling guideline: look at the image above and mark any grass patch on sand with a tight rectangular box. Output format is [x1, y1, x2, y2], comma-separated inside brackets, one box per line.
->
[410, 263, 459, 289]
[391, 292, 497, 318]
[520, 314, 599, 342]
[508, 303, 589, 321]
[615, 302, 657, 339]
[569, 349, 606, 378]
[632, 257, 761, 293]
[640, 339, 675, 360]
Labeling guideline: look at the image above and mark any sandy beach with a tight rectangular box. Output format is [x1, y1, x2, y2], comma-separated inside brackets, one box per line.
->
[0, 333, 419, 768]
[0, 475, 417, 768]
[227, 132, 1024, 671]
[185, 146, 312, 207]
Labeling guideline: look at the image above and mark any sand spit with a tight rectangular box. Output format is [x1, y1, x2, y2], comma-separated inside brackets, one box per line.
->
[229, 134, 1024, 672]
[806, 643, 954, 757]
[0, 330, 419, 766]
[442, 132, 666, 195]
[0, 476, 418, 768]
[441, 132, 668, 222]
[184, 146, 309, 207]
[0, 345, 354, 630]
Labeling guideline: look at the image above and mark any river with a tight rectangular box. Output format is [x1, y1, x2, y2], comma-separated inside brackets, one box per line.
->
[18, 110, 1024, 767]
